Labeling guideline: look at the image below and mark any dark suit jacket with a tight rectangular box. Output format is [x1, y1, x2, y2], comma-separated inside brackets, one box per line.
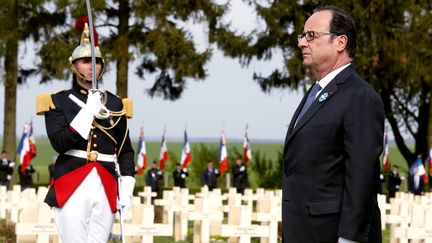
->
[173, 169, 188, 188]
[282, 65, 384, 243]
[387, 171, 401, 198]
[232, 165, 248, 193]
[408, 175, 424, 195]
[201, 169, 220, 190]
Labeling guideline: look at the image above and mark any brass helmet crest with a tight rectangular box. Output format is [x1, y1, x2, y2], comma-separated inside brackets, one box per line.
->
[69, 17, 105, 80]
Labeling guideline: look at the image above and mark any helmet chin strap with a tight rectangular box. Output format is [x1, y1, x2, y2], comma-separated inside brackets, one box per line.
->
[71, 62, 103, 82]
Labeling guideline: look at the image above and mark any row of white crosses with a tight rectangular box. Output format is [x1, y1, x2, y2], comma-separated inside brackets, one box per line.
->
[379, 192, 432, 243]
[0, 185, 60, 243]
[10, 184, 281, 243]
[141, 186, 282, 243]
[0, 185, 50, 224]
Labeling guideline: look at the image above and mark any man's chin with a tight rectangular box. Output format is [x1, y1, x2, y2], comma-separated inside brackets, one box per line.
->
[302, 61, 312, 68]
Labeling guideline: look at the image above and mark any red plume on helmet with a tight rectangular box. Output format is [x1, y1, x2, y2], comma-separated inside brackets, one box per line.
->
[75, 16, 99, 46]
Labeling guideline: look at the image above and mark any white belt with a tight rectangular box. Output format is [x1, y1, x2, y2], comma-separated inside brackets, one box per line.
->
[64, 149, 116, 163]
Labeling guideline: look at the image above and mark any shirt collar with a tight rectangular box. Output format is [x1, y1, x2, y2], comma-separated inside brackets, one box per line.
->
[316, 63, 351, 90]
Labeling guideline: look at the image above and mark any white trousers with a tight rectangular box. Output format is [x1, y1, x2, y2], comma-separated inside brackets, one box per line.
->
[54, 167, 114, 243]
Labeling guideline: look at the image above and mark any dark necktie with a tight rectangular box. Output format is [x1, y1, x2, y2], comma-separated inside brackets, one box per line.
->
[295, 83, 321, 126]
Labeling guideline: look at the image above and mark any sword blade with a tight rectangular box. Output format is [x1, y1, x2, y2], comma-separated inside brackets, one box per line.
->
[85, 0, 97, 89]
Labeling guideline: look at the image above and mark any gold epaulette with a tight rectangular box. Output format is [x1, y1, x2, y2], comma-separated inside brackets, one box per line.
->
[36, 93, 56, 115]
[122, 98, 133, 118]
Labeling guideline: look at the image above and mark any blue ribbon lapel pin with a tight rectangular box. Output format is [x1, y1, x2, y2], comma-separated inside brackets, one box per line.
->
[318, 92, 329, 103]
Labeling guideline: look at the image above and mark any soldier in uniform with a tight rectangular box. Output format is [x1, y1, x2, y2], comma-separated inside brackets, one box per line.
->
[146, 161, 163, 193]
[36, 18, 135, 242]
[0, 150, 15, 189]
[173, 162, 188, 188]
[232, 157, 248, 194]
[387, 165, 401, 198]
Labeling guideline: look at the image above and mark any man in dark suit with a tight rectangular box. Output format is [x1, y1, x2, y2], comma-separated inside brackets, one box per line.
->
[408, 166, 424, 195]
[18, 164, 36, 191]
[201, 161, 220, 190]
[146, 161, 163, 193]
[282, 6, 384, 243]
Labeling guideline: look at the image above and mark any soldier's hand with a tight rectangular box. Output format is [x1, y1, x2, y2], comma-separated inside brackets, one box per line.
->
[86, 91, 103, 116]
[118, 176, 136, 216]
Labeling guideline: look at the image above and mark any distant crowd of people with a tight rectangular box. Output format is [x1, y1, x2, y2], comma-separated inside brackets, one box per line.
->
[1, 149, 249, 195]
[144, 157, 249, 195]
[380, 163, 432, 199]
[5, 146, 432, 200]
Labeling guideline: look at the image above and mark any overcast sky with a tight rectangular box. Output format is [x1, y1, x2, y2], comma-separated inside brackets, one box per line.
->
[0, 1, 304, 142]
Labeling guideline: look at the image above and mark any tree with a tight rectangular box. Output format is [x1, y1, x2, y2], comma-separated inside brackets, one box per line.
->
[38, 0, 240, 99]
[0, 1, 65, 159]
[219, 0, 432, 168]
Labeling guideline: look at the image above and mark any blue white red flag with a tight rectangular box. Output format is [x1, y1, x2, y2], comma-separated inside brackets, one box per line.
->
[243, 124, 252, 164]
[17, 122, 36, 173]
[409, 156, 428, 183]
[136, 126, 147, 176]
[180, 129, 191, 168]
[382, 131, 389, 172]
[219, 130, 228, 176]
[428, 147, 432, 174]
[159, 128, 168, 171]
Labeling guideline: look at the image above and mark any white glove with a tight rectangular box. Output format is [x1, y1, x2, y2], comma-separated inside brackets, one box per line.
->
[70, 92, 102, 139]
[118, 176, 136, 211]
[181, 174, 186, 179]
[86, 91, 103, 116]
[215, 169, 219, 174]
[9, 162, 15, 167]
[182, 168, 188, 173]
[157, 171, 162, 176]
[6, 175, 11, 180]
[240, 166, 245, 172]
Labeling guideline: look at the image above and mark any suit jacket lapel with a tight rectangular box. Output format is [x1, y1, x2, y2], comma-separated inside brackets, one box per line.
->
[286, 88, 310, 138]
[285, 65, 355, 144]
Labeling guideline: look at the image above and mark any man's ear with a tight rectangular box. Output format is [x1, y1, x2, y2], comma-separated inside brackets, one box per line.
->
[336, 35, 348, 53]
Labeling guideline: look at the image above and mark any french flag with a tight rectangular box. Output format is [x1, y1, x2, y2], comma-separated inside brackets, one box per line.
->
[136, 126, 147, 176]
[17, 122, 36, 173]
[219, 130, 228, 176]
[382, 131, 389, 172]
[159, 128, 168, 171]
[409, 156, 428, 183]
[428, 147, 432, 174]
[243, 124, 252, 164]
[180, 129, 191, 168]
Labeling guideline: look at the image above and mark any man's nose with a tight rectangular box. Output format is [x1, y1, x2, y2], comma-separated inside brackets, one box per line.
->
[298, 37, 308, 48]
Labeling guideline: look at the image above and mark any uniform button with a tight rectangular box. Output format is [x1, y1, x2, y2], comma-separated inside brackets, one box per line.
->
[93, 134, 97, 138]
[93, 144, 97, 148]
